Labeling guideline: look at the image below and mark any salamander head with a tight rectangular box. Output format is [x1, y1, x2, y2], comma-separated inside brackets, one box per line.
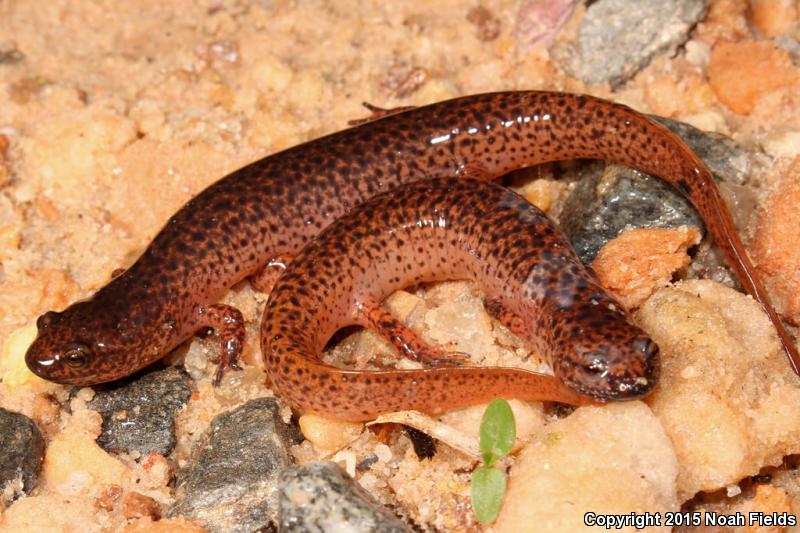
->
[552, 301, 660, 401]
[25, 299, 155, 386]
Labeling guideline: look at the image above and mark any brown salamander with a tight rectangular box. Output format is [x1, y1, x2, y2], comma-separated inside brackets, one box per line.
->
[25, 91, 799, 397]
[263, 177, 658, 421]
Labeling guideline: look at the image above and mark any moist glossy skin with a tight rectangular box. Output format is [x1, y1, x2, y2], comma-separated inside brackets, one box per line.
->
[25, 91, 798, 390]
[263, 178, 659, 421]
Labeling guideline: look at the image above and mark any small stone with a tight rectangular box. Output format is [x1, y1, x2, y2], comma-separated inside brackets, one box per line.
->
[89, 368, 192, 456]
[467, 5, 501, 42]
[0, 47, 24, 64]
[8, 76, 50, 105]
[751, 158, 800, 325]
[0, 408, 45, 505]
[708, 40, 798, 115]
[380, 64, 429, 98]
[750, 0, 798, 38]
[555, 0, 707, 86]
[559, 115, 751, 263]
[172, 398, 299, 533]
[278, 462, 410, 533]
[95, 485, 123, 512]
[515, 0, 575, 50]
[775, 35, 800, 62]
[123, 491, 161, 520]
[685, 241, 739, 290]
[651, 116, 750, 185]
[195, 40, 240, 69]
[298, 414, 363, 455]
[559, 165, 703, 263]
[0, 134, 11, 188]
[592, 226, 702, 309]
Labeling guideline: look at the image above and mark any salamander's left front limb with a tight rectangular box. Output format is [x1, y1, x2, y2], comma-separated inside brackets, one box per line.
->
[197, 303, 245, 385]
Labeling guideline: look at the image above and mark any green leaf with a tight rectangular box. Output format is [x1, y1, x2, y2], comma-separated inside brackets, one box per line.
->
[479, 398, 516, 466]
[471, 466, 507, 525]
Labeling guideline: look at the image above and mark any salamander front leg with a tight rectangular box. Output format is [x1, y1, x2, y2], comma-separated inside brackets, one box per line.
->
[197, 303, 245, 385]
[360, 304, 470, 367]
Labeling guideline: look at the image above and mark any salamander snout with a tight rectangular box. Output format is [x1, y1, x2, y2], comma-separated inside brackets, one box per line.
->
[26, 338, 94, 377]
[25, 304, 113, 385]
[556, 335, 660, 401]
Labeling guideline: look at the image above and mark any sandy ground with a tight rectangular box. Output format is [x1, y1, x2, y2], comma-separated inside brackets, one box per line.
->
[1, 0, 800, 531]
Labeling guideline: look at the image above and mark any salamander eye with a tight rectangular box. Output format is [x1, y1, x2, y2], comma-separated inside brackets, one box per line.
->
[632, 337, 659, 358]
[36, 311, 60, 330]
[62, 343, 92, 369]
[582, 353, 609, 375]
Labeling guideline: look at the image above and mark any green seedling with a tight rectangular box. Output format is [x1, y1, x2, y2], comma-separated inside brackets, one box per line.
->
[471, 398, 516, 525]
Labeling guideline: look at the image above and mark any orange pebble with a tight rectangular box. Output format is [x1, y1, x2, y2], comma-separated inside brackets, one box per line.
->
[749, 0, 798, 37]
[708, 40, 798, 114]
[752, 158, 800, 326]
[593, 227, 702, 309]
[122, 517, 207, 533]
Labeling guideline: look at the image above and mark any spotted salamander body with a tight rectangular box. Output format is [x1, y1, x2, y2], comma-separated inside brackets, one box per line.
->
[263, 177, 658, 421]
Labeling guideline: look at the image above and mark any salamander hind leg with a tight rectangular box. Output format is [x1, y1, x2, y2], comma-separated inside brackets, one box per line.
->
[249, 255, 292, 294]
[197, 303, 245, 385]
[454, 161, 492, 181]
[484, 297, 530, 339]
[360, 304, 470, 367]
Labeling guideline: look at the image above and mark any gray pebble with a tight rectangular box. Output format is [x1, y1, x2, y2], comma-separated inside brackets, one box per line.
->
[279, 462, 410, 533]
[559, 164, 703, 263]
[555, 0, 707, 86]
[652, 116, 750, 185]
[172, 398, 298, 533]
[0, 408, 45, 505]
[559, 116, 753, 263]
[685, 240, 739, 290]
[775, 35, 800, 62]
[89, 367, 191, 456]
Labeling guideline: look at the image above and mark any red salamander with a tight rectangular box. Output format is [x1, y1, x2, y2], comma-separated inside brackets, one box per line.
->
[24, 92, 799, 410]
[263, 177, 656, 421]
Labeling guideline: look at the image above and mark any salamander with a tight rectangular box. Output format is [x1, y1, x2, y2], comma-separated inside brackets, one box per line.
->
[25, 91, 799, 397]
[263, 177, 658, 421]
